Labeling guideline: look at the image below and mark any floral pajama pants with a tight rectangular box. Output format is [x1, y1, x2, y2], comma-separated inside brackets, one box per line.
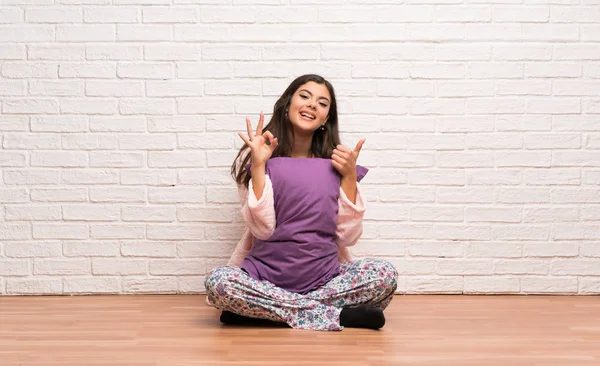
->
[204, 258, 398, 331]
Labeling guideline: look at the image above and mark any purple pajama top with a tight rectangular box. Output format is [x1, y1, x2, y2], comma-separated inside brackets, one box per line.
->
[241, 157, 368, 294]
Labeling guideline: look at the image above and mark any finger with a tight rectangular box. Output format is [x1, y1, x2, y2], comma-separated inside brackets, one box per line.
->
[256, 112, 264, 136]
[237, 132, 251, 146]
[332, 148, 349, 160]
[270, 137, 279, 151]
[354, 138, 366, 154]
[331, 153, 345, 165]
[331, 159, 343, 173]
[246, 117, 254, 141]
[263, 130, 275, 142]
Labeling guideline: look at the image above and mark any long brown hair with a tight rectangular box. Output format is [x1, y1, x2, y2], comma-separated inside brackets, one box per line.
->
[231, 74, 341, 187]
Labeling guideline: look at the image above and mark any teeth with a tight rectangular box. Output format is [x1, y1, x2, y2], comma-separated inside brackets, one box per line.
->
[301, 113, 314, 119]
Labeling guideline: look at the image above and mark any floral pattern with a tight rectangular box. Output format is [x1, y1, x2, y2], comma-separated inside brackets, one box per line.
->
[205, 259, 398, 331]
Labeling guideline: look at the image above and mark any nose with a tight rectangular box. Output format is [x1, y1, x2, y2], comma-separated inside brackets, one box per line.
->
[306, 99, 316, 110]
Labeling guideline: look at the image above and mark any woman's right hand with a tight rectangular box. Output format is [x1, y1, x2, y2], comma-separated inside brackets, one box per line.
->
[237, 112, 278, 168]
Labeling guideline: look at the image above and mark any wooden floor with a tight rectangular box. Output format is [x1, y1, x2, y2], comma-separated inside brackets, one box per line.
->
[0, 295, 599, 366]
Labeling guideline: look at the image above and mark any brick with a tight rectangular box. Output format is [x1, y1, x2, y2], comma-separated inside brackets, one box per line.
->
[467, 170, 521, 185]
[64, 277, 120, 294]
[117, 63, 173, 79]
[57, 25, 115, 42]
[149, 187, 205, 203]
[62, 134, 118, 150]
[466, 207, 521, 223]
[551, 188, 600, 204]
[84, 6, 139, 23]
[119, 134, 175, 150]
[497, 116, 551, 131]
[0, 25, 54, 42]
[3, 133, 60, 149]
[34, 259, 90, 275]
[437, 259, 493, 275]
[143, 6, 198, 23]
[0, 259, 29, 276]
[93, 259, 146, 275]
[4, 241, 62, 257]
[65, 159, 112, 179]
[493, 45, 551, 61]
[464, 277, 520, 294]
[31, 188, 88, 202]
[150, 259, 206, 275]
[26, 7, 82, 23]
[117, 25, 172, 41]
[553, 151, 600, 167]
[2, 99, 58, 114]
[60, 98, 118, 115]
[122, 205, 176, 222]
[6, 279, 62, 295]
[467, 134, 523, 149]
[364, 203, 409, 221]
[59, 62, 116, 78]
[90, 187, 145, 203]
[121, 170, 176, 186]
[523, 169, 581, 185]
[409, 169, 465, 185]
[121, 242, 177, 257]
[406, 277, 463, 294]
[123, 277, 177, 294]
[524, 207, 579, 223]
[434, 225, 491, 241]
[0, 189, 28, 203]
[144, 44, 201, 61]
[147, 224, 204, 240]
[411, 206, 464, 222]
[148, 151, 205, 168]
[33, 223, 88, 239]
[91, 224, 145, 239]
[3, 169, 60, 185]
[552, 224, 600, 240]
[120, 98, 175, 115]
[467, 242, 522, 258]
[30, 151, 88, 168]
[438, 187, 494, 203]
[438, 152, 493, 168]
[147, 81, 204, 97]
[63, 205, 120, 221]
[86, 44, 142, 60]
[496, 188, 551, 203]
[86, 81, 144, 97]
[5, 206, 61, 221]
[523, 242, 578, 257]
[408, 242, 464, 257]
[63, 241, 119, 257]
[496, 151, 551, 167]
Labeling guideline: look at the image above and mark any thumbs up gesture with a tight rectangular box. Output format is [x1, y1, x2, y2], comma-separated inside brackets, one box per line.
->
[331, 138, 365, 180]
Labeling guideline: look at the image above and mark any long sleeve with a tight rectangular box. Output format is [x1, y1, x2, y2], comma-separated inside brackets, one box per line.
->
[336, 181, 366, 249]
[240, 175, 276, 240]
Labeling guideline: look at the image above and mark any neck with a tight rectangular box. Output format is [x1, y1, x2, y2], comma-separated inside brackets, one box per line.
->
[291, 131, 313, 158]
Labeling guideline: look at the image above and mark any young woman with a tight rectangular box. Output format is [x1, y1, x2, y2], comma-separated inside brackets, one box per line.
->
[204, 74, 398, 331]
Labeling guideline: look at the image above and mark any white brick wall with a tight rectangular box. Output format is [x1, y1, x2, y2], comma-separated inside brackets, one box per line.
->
[1, 1, 599, 296]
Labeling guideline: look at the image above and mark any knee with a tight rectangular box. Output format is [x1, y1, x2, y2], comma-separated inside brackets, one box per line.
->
[204, 266, 236, 296]
[367, 259, 398, 292]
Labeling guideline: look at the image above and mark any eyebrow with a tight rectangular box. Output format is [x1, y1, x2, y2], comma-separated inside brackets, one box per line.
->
[299, 89, 330, 103]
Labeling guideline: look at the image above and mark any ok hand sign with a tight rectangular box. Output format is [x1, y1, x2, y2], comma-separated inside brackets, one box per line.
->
[237, 113, 278, 168]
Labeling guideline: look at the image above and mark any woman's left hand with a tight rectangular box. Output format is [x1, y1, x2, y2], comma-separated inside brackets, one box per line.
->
[331, 138, 365, 180]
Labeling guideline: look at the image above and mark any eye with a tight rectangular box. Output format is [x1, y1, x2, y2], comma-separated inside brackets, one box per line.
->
[319, 102, 328, 108]
[300, 94, 308, 99]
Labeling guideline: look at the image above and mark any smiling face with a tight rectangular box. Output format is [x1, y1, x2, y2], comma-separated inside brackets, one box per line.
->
[287, 81, 331, 136]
